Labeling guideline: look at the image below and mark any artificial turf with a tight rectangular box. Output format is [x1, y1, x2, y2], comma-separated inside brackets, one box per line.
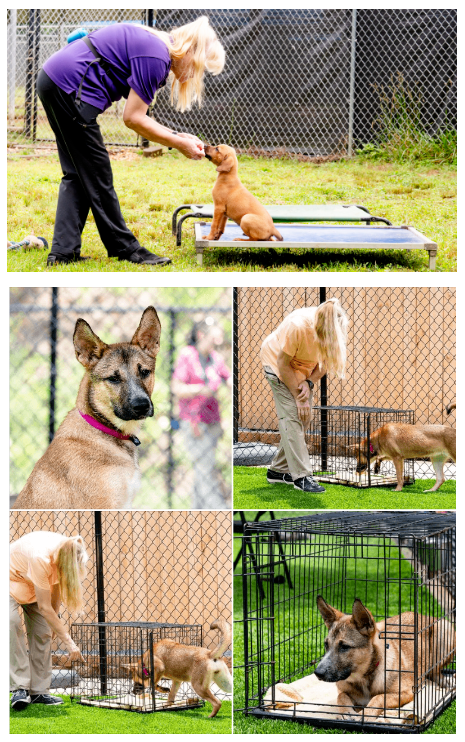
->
[9, 695, 232, 734]
[233, 466, 456, 510]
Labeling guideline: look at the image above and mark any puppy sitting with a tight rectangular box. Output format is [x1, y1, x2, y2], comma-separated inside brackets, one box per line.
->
[203, 144, 283, 242]
[124, 619, 232, 718]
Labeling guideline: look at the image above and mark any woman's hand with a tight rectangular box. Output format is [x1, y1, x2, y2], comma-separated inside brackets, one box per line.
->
[68, 642, 84, 663]
[176, 137, 205, 160]
[296, 381, 310, 403]
[296, 399, 311, 428]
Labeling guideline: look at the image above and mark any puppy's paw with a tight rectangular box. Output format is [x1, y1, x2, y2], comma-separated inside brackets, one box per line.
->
[202, 233, 219, 241]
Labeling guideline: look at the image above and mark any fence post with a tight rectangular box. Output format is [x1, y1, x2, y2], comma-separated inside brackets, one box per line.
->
[49, 287, 59, 444]
[233, 288, 239, 444]
[8, 10, 17, 125]
[166, 310, 176, 508]
[319, 288, 328, 471]
[24, 9, 41, 141]
[94, 511, 107, 695]
[348, 9, 357, 157]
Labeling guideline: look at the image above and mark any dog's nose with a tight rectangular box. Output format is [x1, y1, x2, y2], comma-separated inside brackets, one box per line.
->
[314, 665, 325, 680]
[130, 396, 152, 417]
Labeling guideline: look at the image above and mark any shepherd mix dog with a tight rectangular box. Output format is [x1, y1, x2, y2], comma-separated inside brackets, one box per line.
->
[351, 421, 456, 492]
[13, 307, 161, 510]
[124, 619, 232, 718]
[315, 597, 455, 720]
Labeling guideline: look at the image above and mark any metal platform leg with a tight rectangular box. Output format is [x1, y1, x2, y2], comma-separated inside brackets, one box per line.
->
[196, 249, 203, 266]
[429, 250, 437, 271]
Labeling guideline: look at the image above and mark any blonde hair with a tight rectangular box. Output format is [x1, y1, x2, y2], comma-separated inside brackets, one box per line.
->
[53, 536, 89, 613]
[314, 298, 349, 379]
[149, 16, 225, 111]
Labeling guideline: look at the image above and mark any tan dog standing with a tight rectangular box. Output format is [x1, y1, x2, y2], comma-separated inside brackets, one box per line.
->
[352, 422, 456, 492]
[125, 619, 232, 718]
[13, 307, 161, 510]
[203, 144, 283, 242]
[316, 597, 455, 720]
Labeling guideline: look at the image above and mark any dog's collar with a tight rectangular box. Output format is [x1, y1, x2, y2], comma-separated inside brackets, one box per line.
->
[370, 444, 375, 453]
[142, 664, 150, 677]
[79, 411, 141, 446]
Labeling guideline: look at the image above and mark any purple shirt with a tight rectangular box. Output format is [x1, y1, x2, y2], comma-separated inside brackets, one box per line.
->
[43, 24, 171, 112]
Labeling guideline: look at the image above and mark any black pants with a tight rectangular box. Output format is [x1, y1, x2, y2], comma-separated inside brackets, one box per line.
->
[37, 69, 140, 258]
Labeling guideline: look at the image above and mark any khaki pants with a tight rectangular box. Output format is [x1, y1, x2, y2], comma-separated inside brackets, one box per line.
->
[10, 595, 52, 694]
[265, 368, 314, 481]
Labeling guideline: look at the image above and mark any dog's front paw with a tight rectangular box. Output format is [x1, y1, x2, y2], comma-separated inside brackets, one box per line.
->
[202, 233, 218, 241]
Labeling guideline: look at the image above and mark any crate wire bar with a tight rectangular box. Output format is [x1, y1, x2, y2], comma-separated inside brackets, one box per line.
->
[307, 405, 415, 487]
[239, 511, 455, 733]
[71, 622, 204, 713]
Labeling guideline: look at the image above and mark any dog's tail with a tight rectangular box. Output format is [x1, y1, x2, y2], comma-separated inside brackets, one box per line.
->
[272, 226, 284, 242]
[446, 402, 456, 415]
[209, 618, 231, 660]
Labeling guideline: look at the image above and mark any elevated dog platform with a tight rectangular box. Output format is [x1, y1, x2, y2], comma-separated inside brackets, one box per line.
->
[172, 203, 390, 246]
[193, 222, 437, 268]
[71, 621, 204, 713]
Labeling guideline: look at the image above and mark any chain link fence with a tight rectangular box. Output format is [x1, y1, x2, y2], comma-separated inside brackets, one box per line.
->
[233, 287, 456, 482]
[7, 9, 456, 156]
[10, 510, 232, 697]
[10, 287, 232, 509]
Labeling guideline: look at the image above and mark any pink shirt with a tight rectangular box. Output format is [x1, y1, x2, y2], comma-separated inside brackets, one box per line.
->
[173, 346, 230, 424]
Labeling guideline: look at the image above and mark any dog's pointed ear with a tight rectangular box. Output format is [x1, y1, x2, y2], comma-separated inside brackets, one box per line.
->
[132, 306, 161, 358]
[216, 154, 233, 173]
[73, 319, 108, 369]
[352, 599, 376, 636]
[317, 596, 344, 628]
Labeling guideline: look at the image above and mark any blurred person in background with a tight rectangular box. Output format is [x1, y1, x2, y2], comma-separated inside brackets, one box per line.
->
[10, 532, 88, 710]
[172, 317, 231, 509]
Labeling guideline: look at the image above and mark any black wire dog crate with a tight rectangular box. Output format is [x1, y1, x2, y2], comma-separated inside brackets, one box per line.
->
[307, 406, 415, 487]
[71, 622, 204, 713]
[239, 512, 455, 733]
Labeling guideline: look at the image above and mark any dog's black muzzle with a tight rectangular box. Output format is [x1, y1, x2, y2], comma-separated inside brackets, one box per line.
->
[315, 662, 352, 683]
[115, 397, 154, 421]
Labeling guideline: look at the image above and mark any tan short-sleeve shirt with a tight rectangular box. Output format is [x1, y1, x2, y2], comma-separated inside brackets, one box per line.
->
[260, 307, 320, 381]
[10, 531, 66, 604]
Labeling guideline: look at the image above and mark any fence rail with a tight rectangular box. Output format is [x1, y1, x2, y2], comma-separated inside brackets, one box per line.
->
[7, 8, 457, 157]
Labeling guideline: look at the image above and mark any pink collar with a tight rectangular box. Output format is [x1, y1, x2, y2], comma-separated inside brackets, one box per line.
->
[79, 411, 141, 446]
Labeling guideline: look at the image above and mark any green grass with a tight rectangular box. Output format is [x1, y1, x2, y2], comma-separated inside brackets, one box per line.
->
[233, 519, 455, 734]
[10, 695, 232, 734]
[233, 466, 456, 509]
[7, 149, 456, 272]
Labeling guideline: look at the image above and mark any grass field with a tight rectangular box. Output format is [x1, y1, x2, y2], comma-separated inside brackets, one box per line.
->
[7, 148, 456, 272]
[233, 519, 456, 734]
[233, 466, 456, 510]
[10, 695, 232, 734]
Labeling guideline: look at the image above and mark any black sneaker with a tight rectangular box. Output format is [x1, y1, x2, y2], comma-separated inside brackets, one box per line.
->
[117, 246, 172, 266]
[293, 476, 326, 493]
[11, 689, 31, 711]
[46, 253, 91, 266]
[266, 469, 293, 485]
[30, 694, 64, 706]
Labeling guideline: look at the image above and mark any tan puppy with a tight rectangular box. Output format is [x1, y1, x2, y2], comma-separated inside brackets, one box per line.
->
[316, 597, 455, 720]
[13, 307, 161, 510]
[203, 144, 283, 242]
[352, 422, 455, 492]
[125, 619, 232, 718]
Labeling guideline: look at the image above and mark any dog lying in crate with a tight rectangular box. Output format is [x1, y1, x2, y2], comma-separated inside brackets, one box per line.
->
[263, 598, 455, 725]
[124, 619, 232, 718]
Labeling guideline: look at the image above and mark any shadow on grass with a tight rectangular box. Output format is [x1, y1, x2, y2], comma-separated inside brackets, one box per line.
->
[210, 246, 425, 271]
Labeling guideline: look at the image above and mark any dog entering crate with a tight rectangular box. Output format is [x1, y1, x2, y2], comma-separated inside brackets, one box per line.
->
[307, 406, 415, 487]
[237, 511, 455, 733]
[71, 622, 204, 713]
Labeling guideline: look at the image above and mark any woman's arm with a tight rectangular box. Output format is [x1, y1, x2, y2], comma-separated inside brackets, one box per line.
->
[35, 585, 83, 661]
[276, 350, 311, 427]
[123, 89, 204, 159]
